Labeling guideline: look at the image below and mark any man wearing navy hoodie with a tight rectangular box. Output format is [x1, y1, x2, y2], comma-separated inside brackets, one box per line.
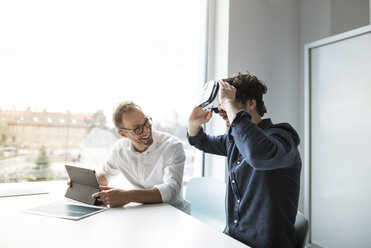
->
[187, 71, 302, 248]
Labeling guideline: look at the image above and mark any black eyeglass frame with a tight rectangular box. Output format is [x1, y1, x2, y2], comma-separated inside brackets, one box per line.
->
[120, 117, 153, 135]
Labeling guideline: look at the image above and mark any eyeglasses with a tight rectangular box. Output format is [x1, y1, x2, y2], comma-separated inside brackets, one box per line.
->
[120, 117, 152, 135]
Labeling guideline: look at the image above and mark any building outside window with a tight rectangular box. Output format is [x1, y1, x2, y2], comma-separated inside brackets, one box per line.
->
[0, 0, 207, 185]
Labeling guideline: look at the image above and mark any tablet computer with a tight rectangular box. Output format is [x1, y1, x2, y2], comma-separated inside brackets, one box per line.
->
[24, 202, 107, 220]
[64, 165, 103, 205]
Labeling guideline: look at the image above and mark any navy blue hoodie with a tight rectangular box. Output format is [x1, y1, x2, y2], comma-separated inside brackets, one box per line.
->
[188, 110, 302, 248]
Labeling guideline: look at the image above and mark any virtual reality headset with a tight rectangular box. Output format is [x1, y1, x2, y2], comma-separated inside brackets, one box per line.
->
[198, 80, 219, 113]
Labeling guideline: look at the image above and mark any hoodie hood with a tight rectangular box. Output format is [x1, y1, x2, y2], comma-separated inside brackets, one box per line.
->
[259, 118, 301, 147]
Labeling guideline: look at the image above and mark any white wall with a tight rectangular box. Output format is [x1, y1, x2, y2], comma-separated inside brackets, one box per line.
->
[299, 0, 369, 215]
[206, 0, 370, 213]
[308, 27, 371, 248]
[331, 0, 370, 35]
[228, 0, 301, 130]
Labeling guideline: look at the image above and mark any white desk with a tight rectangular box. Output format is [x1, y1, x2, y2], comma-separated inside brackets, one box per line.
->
[0, 181, 248, 248]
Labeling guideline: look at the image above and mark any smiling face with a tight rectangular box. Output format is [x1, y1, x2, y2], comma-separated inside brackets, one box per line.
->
[117, 108, 153, 152]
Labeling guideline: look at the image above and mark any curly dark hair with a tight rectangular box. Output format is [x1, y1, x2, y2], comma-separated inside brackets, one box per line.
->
[222, 71, 267, 117]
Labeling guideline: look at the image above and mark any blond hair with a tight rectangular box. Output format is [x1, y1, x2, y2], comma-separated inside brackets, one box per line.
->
[112, 101, 142, 129]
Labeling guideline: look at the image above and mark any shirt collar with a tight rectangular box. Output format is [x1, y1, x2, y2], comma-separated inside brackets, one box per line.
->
[127, 129, 158, 154]
[258, 118, 272, 130]
[145, 130, 157, 153]
[231, 109, 272, 130]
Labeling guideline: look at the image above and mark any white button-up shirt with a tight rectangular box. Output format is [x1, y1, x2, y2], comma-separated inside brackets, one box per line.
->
[99, 130, 190, 213]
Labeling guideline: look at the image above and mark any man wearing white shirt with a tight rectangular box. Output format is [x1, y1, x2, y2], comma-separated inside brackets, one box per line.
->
[92, 101, 190, 213]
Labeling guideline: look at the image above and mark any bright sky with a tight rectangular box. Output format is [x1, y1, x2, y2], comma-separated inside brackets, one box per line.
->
[0, 0, 205, 127]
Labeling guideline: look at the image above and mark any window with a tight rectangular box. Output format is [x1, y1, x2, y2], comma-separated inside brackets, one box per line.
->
[0, 0, 206, 184]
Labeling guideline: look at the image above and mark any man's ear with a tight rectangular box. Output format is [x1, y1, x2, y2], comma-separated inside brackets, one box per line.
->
[247, 99, 257, 111]
[118, 130, 127, 138]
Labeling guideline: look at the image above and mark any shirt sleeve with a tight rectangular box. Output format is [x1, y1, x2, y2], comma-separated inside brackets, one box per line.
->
[153, 141, 186, 203]
[187, 127, 228, 156]
[97, 145, 120, 181]
[229, 110, 301, 170]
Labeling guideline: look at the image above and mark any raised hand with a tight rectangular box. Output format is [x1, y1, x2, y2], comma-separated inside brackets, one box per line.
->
[188, 106, 212, 136]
